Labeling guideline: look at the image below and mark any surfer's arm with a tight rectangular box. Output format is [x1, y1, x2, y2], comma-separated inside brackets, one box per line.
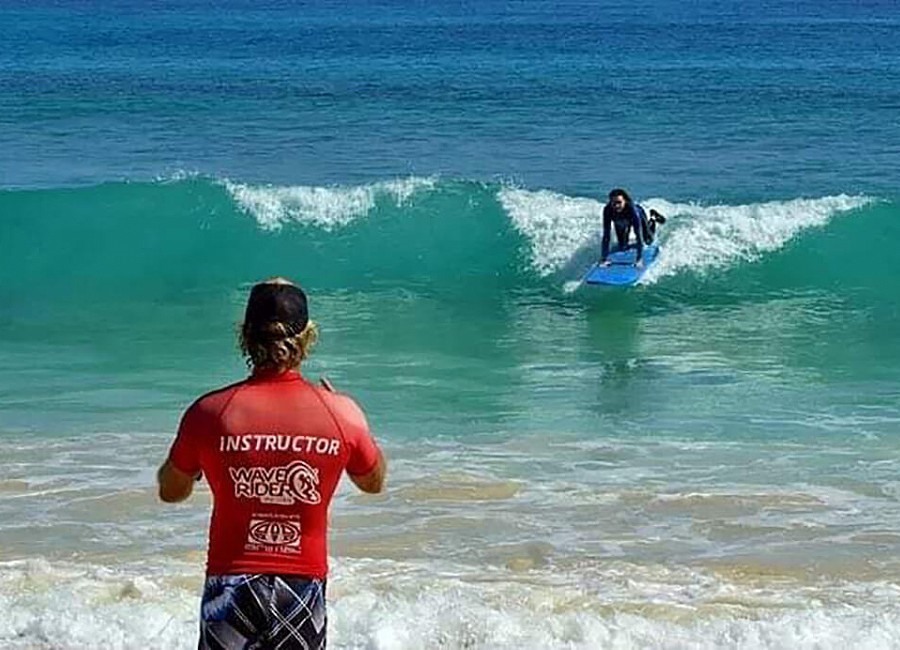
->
[600, 207, 612, 261]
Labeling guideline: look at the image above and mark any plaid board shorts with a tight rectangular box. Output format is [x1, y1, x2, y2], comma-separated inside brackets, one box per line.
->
[199, 574, 327, 650]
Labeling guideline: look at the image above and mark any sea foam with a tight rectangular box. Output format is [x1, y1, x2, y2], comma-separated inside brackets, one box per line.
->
[498, 188, 872, 283]
[641, 194, 873, 283]
[3, 557, 900, 650]
[224, 177, 437, 230]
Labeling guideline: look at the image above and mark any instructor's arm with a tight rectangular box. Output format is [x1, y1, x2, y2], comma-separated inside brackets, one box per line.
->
[158, 402, 204, 503]
[157, 460, 197, 503]
[334, 393, 387, 494]
[349, 449, 386, 494]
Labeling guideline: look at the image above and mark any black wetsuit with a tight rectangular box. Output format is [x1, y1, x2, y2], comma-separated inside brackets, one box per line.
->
[601, 203, 647, 262]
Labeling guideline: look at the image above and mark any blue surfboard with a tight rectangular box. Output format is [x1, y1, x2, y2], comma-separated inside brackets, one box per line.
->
[583, 245, 660, 286]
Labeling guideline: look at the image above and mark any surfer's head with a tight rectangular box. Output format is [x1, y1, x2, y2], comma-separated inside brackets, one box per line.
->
[608, 188, 632, 213]
[239, 277, 318, 372]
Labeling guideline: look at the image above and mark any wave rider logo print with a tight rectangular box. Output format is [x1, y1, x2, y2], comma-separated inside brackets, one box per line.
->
[229, 460, 322, 505]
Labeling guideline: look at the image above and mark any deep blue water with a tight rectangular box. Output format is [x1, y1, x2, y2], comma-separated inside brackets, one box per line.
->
[3, 0, 900, 198]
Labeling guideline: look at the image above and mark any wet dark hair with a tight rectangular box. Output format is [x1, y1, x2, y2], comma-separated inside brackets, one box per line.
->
[608, 188, 633, 204]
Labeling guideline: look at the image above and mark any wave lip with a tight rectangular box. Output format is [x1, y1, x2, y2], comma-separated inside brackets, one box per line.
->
[223, 176, 437, 230]
[498, 187, 873, 284]
[641, 194, 874, 283]
[498, 186, 605, 276]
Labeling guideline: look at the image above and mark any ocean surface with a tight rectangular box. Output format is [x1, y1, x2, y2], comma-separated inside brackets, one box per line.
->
[2, 1, 900, 648]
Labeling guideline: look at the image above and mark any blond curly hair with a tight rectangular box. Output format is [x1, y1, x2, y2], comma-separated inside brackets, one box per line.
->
[239, 319, 319, 371]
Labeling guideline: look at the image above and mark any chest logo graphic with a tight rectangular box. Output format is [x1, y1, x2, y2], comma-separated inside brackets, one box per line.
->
[248, 518, 302, 547]
[229, 460, 321, 505]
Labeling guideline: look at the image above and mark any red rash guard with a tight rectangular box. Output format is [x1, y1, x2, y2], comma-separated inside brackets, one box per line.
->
[167, 369, 380, 579]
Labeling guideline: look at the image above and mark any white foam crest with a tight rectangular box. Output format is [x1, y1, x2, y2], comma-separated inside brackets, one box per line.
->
[641, 194, 873, 283]
[334, 571, 900, 650]
[4, 557, 900, 649]
[224, 176, 437, 230]
[498, 188, 872, 282]
[498, 187, 605, 276]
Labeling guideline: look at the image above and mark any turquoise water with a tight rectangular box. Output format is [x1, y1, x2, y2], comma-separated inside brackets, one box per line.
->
[2, 2, 900, 648]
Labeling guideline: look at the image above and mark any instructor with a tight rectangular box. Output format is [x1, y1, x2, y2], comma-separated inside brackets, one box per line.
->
[158, 277, 386, 650]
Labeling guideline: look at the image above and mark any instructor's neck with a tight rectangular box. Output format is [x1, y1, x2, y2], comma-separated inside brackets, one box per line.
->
[251, 365, 301, 378]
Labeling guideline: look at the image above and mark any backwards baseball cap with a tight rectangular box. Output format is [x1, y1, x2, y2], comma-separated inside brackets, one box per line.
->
[243, 279, 309, 338]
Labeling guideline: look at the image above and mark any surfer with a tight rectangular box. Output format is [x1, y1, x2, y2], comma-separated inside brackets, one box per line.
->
[157, 277, 386, 650]
[600, 188, 666, 266]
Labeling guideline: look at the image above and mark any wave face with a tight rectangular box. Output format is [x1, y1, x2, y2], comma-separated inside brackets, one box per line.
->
[2, 180, 900, 649]
[0, 177, 888, 307]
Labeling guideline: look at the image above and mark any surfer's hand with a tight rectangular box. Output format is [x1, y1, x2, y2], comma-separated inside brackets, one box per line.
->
[601, 260, 611, 267]
[635, 259, 644, 269]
